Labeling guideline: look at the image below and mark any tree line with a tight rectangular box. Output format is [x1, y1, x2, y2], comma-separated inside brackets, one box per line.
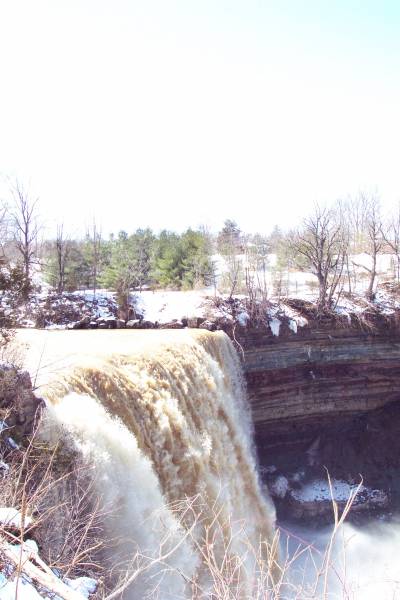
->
[0, 180, 400, 313]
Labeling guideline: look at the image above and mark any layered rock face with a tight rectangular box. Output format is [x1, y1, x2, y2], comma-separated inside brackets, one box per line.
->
[240, 326, 400, 444]
[234, 316, 400, 500]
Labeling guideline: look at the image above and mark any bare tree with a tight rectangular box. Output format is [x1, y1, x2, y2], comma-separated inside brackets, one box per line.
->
[382, 202, 400, 283]
[217, 220, 243, 298]
[9, 180, 40, 290]
[86, 219, 102, 297]
[55, 224, 71, 293]
[351, 193, 383, 300]
[290, 204, 348, 311]
[244, 234, 269, 306]
[0, 204, 9, 266]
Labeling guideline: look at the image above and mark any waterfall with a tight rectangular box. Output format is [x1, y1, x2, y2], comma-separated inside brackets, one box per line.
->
[20, 329, 277, 599]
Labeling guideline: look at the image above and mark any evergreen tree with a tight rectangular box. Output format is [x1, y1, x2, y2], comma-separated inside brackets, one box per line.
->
[151, 231, 184, 288]
[151, 229, 212, 289]
[180, 229, 213, 289]
[217, 219, 242, 256]
[101, 229, 155, 312]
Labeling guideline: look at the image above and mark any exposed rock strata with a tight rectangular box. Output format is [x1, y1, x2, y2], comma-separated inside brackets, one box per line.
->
[240, 327, 400, 445]
[232, 316, 400, 511]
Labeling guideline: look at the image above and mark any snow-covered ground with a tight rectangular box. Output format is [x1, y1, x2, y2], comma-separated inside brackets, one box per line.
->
[1, 251, 400, 331]
[215, 252, 400, 299]
[133, 289, 212, 323]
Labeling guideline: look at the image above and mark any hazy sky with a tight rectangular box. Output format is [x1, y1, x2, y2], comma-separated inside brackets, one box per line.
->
[1, 1, 400, 236]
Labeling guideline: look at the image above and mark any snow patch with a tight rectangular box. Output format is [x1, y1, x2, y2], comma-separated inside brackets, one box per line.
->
[291, 479, 363, 503]
[0, 578, 44, 600]
[236, 311, 249, 326]
[66, 576, 97, 598]
[134, 290, 209, 324]
[0, 508, 32, 529]
[269, 318, 281, 336]
[270, 476, 289, 499]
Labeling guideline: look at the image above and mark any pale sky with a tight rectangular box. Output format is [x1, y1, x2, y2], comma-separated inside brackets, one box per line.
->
[1, 0, 400, 236]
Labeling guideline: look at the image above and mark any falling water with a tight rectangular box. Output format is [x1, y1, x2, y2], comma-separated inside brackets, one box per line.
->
[19, 329, 277, 599]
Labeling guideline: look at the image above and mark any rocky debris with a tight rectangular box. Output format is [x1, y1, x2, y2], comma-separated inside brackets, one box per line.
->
[125, 319, 156, 329]
[125, 319, 140, 328]
[270, 475, 289, 499]
[287, 479, 389, 521]
[2, 282, 400, 333]
[264, 464, 389, 523]
[0, 291, 118, 330]
[186, 317, 205, 328]
[159, 320, 184, 329]
[199, 319, 218, 331]
[263, 459, 391, 523]
[94, 317, 117, 329]
[69, 316, 91, 330]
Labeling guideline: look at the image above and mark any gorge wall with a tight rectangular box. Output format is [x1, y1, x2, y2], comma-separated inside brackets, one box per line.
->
[233, 314, 400, 496]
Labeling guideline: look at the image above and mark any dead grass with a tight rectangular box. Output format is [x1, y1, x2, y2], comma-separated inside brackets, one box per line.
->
[0, 419, 115, 598]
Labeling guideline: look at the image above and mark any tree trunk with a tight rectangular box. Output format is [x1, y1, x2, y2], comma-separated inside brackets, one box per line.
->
[366, 253, 377, 300]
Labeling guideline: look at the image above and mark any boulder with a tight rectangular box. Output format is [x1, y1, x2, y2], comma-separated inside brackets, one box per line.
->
[96, 317, 117, 329]
[186, 317, 204, 328]
[287, 479, 389, 521]
[160, 320, 184, 329]
[126, 320, 141, 328]
[270, 475, 289, 499]
[72, 316, 91, 329]
[142, 320, 157, 329]
[125, 319, 155, 329]
[199, 320, 218, 331]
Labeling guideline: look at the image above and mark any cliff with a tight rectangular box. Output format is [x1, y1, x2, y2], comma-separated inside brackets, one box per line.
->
[233, 312, 400, 501]
[239, 324, 400, 444]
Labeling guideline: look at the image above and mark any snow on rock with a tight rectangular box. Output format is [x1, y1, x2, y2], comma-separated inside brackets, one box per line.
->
[372, 288, 400, 315]
[65, 577, 97, 598]
[290, 479, 363, 503]
[0, 289, 119, 329]
[0, 508, 32, 529]
[288, 479, 381, 520]
[269, 317, 281, 336]
[270, 475, 289, 499]
[279, 303, 308, 329]
[334, 295, 368, 319]
[6, 438, 19, 451]
[334, 305, 352, 323]
[0, 539, 97, 600]
[236, 311, 249, 326]
[0, 577, 44, 600]
[265, 302, 308, 335]
[23, 539, 39, 554]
